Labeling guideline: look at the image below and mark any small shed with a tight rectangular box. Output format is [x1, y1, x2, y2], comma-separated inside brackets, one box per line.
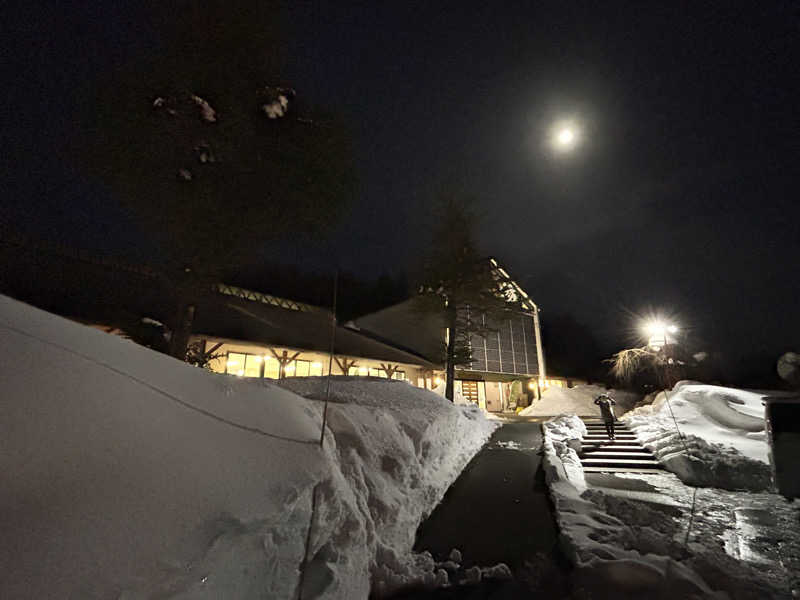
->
[763, 396, 800, 499]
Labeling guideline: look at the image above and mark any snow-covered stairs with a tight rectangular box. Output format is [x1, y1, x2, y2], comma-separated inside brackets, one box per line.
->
[579, 419, 664, 473]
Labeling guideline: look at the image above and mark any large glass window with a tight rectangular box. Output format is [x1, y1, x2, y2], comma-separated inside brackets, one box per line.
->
[225, 352, 324, 378]
[225, 352, 263, 377]
[346, 366, 406, 379]
[264, 358, 280, 379]
[283, 359, 324, 377]
[225, 352, 246, 376]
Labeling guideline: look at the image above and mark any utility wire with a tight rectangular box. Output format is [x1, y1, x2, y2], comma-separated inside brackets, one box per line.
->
[320, 269, 338, 448]
[661, 382, 700, 548]
[0, 320, 321, 445]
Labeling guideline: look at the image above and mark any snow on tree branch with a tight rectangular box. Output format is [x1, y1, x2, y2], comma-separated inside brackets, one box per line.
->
[191, 95, 217, 122]
[259, 86, 295, 119]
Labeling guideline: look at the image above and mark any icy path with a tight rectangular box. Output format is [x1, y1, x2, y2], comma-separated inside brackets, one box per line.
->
[388, 419, 570, 597]
[584, 471, 800, 599]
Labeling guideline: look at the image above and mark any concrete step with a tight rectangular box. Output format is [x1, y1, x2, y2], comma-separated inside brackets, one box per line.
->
[583, 441, 639, 446]
[582, 466, 665, 473]
[582, 447, 654, 454]
[581, 451, 655, 459]
[581, 457, 660, 467]
[583, 435, 637, 440]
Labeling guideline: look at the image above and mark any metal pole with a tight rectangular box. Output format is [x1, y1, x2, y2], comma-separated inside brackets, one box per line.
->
[532, 305, 546, 380]
[320, 269, 338, 448]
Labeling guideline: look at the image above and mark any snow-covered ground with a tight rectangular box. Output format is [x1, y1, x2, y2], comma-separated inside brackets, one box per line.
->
[542, 383, 800, 599]
[0, 295, 497, 599]
[519, 384, 641, 417]
[622, 382, 772, 490]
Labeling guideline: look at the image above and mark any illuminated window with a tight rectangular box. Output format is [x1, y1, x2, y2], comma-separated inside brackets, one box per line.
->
[282, 359, 317, 378]
[348, 366, 359, 376]
[392, 371, 406, 380]
[264, 357, 280, 379]
[369, 367, 384, 377]
[224, 352, 265, 377]
[226, 352, 246, 376]
[244, 354, 262, 377]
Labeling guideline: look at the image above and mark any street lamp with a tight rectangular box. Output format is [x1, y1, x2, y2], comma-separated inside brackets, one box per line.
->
[642, 319, 678, 350]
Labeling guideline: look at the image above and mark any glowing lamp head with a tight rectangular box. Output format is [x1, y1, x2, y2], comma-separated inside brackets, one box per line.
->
[644, 320, 668, 338]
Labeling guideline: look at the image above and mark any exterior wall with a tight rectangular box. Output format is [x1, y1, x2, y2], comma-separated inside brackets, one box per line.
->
[463, 312, 540, 378]
[193, 336, 426, 383]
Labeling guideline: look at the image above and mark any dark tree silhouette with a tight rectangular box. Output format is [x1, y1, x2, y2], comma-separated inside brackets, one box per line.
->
[416, 195, 521, 401]
[82, 1, 356, 357]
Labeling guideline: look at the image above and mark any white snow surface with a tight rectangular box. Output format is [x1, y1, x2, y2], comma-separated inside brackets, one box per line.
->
[519, 384, 641, 417]
[0, 295, 497, 599]
[622, 382, 773, 490]
[541, 416, 723, 598]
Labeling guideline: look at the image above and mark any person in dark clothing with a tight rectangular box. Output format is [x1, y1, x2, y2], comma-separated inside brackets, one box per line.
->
[594, 393, 617, 440]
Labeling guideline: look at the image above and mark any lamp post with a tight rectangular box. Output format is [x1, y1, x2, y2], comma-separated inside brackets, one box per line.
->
[643, 319, 678, 351]
[642, 319, 679, 388]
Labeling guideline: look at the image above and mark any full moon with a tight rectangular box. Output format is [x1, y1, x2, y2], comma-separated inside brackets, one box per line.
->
[557, 128, 575, 146]
[550, 120, 581, 152]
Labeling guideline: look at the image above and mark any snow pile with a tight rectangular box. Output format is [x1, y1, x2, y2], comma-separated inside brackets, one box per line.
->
[623, 382, 773, 491]
[278, 377, 499, 595]
[541, 415, 588, 492]
[541, 417, 724, 599]
[0, 295, 496, 599]
[520, 384, 641, 417]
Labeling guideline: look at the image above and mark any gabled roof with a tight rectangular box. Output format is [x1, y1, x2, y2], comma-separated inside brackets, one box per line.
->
[350, 297, 446, 364]
[193, 287, 438, 368]
[487, 257, 538, 313]
[351, 257, 540, 368]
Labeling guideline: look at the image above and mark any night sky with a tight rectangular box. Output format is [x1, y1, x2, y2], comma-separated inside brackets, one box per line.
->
[3, 2, 799, 365]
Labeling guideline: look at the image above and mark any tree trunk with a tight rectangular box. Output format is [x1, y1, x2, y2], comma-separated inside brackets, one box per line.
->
[445, 304, 457, 402]
[169, 302, 195, 360]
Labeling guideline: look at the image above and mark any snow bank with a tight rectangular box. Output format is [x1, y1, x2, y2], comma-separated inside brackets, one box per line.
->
[520, 384, 641, 417]
[0, 295, 497, 599]
[623, 382, 773, 491]
[541, 417, 722, 599]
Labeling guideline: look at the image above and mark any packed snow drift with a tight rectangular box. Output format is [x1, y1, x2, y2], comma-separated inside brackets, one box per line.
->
[622, 382, 772, 490]
[519, 384, 641, 417]
[0, 295, 497, 599]
[541, 416, 800, 599]
[541, 416, 723, 599]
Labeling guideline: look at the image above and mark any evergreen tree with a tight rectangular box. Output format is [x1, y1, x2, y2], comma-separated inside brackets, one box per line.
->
[417, 195, 522, 401]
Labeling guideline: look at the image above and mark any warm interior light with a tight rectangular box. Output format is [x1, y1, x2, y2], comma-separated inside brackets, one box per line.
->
[237, 369, 244, 376]
[263, 355, 271, 361]
[312, 362, 323, 368]
[284, 365, 295, 373]
[253, 356, 262, 363]
[434, 377, 442, 385]
[227, 361, 239, 367]
[528, 382, 536, 390]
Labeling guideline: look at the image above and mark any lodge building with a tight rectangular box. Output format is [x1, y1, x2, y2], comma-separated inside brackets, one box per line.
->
[194, 258, 567, 412]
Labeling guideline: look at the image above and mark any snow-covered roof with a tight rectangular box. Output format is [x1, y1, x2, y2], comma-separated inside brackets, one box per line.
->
[193, 293, 438, 368]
